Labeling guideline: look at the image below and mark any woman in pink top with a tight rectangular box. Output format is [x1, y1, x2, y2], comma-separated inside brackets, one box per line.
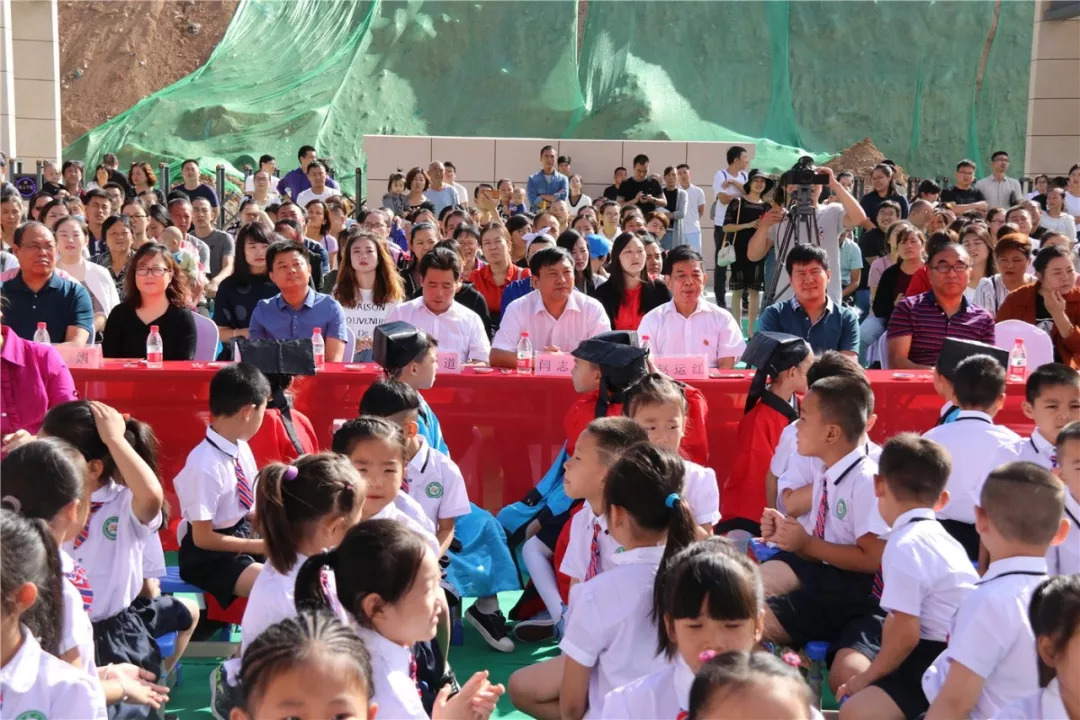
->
[0, 323, 77, 439]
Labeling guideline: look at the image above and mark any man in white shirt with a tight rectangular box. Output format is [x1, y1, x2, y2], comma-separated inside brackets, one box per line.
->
[748, 164, 867, 305]
[386, 247, 489, 362]
[636, 245, 746, 368]
[974, 151, 1023, 210]
[711, 146, 750, 308]
[295, 160, 341, 207]
[490, 247, 610, 367]
[443, 161, 469, 206]
[677, 163, 706, 254]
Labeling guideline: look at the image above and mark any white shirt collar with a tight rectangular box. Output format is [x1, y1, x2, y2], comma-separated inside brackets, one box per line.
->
[90, 479, 124, 503]
[1040, 679, 1068, 719]
[0, 626, 41, 694]
[674, 656, 695, 712]
[610, 544, 664, 567]
[1030, 429, 1055, 457]
[663, 296, 710, 318]
[355, 626, 413, 673]
[955, 409, 994, 424]
[530, 288, 583, 317]
[407, 437, 431, 475]
[825, 447, 866, 485]
[981, 555, 1048, 583]
[206, 426, 240, 458]
[882, 507, 936, 539]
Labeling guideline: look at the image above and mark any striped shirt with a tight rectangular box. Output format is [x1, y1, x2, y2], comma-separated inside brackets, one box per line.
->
[886, 291, 995, 366]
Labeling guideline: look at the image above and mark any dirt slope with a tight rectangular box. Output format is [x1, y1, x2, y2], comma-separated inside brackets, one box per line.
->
[58, 0, 238, 147]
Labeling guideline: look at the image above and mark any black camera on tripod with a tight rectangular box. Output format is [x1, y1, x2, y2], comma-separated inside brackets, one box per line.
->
[781, 156, 830, 189]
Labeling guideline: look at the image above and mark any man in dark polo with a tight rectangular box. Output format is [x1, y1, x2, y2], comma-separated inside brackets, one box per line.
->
[757, 243, 859, 358]
[1, 221, 93, 345]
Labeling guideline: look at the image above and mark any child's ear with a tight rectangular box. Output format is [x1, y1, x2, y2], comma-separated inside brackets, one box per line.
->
[87, 459, 105, 483]
[607, 504, 625, 532]
[753, 608, 765, 642]
[1021, 400, 1036, 421]
[974, 505, 990, 535]
[932, 489, 950, 512]
[405, 419, 419, 439]
[991, 392, 1007, 416]
[13, 581, 38, 613]
[367, 705, 379, 720]
[865, 413, 878, 436]
[1036, 634, 1059, 671]
[360, 593, 384, 623]
[229, 707, 253, 720]
[872, 474, 886, 499]
[1049, 516, 1071, 547]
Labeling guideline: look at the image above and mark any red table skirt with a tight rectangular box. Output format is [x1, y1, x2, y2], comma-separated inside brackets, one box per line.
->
[68, 361, 1034, 549]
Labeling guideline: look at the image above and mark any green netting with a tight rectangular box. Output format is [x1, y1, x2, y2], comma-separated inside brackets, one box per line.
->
[64, 0, 1032, 182]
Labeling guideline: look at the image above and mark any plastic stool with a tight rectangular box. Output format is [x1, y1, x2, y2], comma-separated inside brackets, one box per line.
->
[155, 631, 183, 688]
[160, 566, 202, 595]
[748, 538, 780, 564]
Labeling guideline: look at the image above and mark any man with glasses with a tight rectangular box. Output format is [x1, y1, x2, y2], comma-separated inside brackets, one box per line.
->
[758, 243, 859, 357]
[1, 221, 93, 345]
[886, 241, 994, 369]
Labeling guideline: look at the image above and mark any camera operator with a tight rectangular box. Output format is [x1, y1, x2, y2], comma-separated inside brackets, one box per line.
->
[747, 163, 866, 304]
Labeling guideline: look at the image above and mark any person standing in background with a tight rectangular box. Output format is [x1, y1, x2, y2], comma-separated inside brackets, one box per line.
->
[677, 163, 706, 255]
[712, 146, 750, 308]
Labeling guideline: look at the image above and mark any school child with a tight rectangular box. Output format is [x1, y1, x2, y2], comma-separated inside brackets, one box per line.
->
[923, 353, 1023, 560]
[930, 338, 1009, 427]
[232, 609, 376, 720]
[835, 434, 978, 720]
[174, 363, 270, 605]
[1, 439, 171, 711]
[686, 651, 813, 720]
[759, 376, 888, 696]
[374, 321, 448, 453]
[995, 574, 1080, 719]
[622, 373, 721, 534]
[293, 519, 505, 720]
[42, 401, 197, 686]
[0, 508, 107, 719]
[1049, 422, 1080, 575]
[721, 332, 813, 539]
[923, 462, 1069, 719]
[240, 338, 321, 467]
[601, 537, 765, 719]
[1019, 363, 1080, 469]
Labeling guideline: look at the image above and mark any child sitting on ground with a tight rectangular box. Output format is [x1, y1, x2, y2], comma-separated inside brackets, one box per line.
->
[1048, 421, 1080, 575]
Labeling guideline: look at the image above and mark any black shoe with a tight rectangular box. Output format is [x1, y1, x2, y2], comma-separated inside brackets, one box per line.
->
[464, 605, 515, 652]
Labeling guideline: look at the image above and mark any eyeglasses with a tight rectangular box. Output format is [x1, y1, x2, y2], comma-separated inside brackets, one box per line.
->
[931, 262, 971, 274]
[135, 266, 170, 277]
[124, 213, 148, 219]
[21, 243, 56, 253]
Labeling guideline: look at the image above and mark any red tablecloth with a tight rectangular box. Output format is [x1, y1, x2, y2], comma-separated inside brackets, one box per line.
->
[68, 361, 1034, 548]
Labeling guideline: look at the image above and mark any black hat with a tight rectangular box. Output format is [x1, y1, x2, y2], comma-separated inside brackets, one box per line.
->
[373, 321, 429, 371]
[936, 338, 1009, 381]
[741, 331, 811, 413]
[572, 331, 649, 417]
[235, 338, 315, 376]
[743, 168, 776, 195]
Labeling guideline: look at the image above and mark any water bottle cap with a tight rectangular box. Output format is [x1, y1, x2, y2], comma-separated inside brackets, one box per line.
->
[150, 325, 159, 332]
[521, 332, 529, 338]
[313, 328, 322, 335]
[36, 322, 46, 329]
[1014, 338, 1023, 345]
[642, 335, 650, 341]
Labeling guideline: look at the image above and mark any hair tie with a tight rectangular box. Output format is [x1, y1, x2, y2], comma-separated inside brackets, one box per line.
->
[698, 650, 717, 664]
[283, 465, 299, 481]
[781, 651, 802, 669]
[1, 495, 21, 513]
[664, 493, 680, 509]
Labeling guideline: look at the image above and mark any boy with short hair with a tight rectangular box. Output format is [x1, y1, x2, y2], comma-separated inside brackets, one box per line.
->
[930, 338, 1009, 427]
[1049, 421, 1080, 575]
[923, 354, 1023, 560]
[760, 376, 888, 696]
[836, 434, 978, 720]
[373, 321, 446, 453]
[174, 363, 270, 604]
[923, 463, 1069, 719]
[1018, 363, 1080, 469]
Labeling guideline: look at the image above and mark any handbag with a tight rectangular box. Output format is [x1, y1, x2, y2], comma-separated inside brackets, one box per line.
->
[715, 199, 740, 267]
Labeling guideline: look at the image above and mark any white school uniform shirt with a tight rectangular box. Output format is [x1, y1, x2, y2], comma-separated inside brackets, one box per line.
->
[683, 459, 721, 526]
[560, 545, 667, 718]
[879, 508, 977, 641]
[777, 438, 882, 524]
[59, 549, 97, 677]
[810, 448, 888, 546]
[386, 297, 490, 363]
[356, 626, 428, 720]
[994, 678, 1071, 720]
[0, 625, 107, 720]
[601, 656, 694, 719]
[62, 480, 161, 621]
[922, 556, 1048, 720]
[173, 427, 259, 542]
[560, 504, 623, 582]
[404, 438, 472, 526]
[372, 499, 441, 556]
[240, 554, 307, 654]
[1018, 429, 1056, 470]
[393, 490, 438, 535]
[1048, 490, 1080, 575]
[143, 527, 166, 579]
[492, 289, 611, 354]
[636, 298, 746, 368]
[922, 411, 1023, 524]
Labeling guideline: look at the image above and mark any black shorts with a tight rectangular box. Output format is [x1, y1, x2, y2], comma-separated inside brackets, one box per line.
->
[872, 638, 947, 719]
[131, 594, 194, 638]
[830, 612, 884, 667]
[178, 517, 260, 607]
[939, 519, 979, 562]
[534, 501, 581, 552]
[766, 551, 881, 650]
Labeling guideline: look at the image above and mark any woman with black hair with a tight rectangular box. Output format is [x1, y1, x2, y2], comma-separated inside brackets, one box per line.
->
[213, 223, 281, 357]
[593, 232, 671, 330]
[859, 162, 909, 229]
[556, 228, 594, 294]
[91, 215, 135, 296]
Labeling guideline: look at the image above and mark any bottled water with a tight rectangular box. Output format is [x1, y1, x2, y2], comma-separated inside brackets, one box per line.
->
[1008, 338, 1027, 383]
[146, 325, 163, 368]
[32, 322, 50, 345]
[516, 332, 533, 374]
[312, 327, 325, 370]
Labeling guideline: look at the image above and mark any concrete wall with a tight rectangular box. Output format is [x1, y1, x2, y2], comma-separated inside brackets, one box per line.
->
[1025, 1, 1080, 176]
[0, 0, 61, 164]
[363, 135, 757, 269]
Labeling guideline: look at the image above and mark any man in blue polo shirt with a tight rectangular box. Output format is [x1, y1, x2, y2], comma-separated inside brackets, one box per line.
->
[1, 221, 93, 345]
[757, 243, 859, 357]
[277, 145, 340, 203]
[248, 240, 347, 361]
[526, 145, 568, 212]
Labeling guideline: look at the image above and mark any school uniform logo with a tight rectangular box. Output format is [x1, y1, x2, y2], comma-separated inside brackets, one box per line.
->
[835, 500, 847, 519]
[16, 711, 47, 720]
[425, 482, 444, 499]
[102, 515, 120, 540]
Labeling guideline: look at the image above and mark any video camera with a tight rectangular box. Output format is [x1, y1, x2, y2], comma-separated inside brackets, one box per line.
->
[781, 156, 830, 188]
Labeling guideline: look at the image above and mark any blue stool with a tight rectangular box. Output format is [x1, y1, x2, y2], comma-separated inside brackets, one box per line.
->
[748, 538, 781, 564]
[160, 566, 202, 596]
[155, 631, 182, 687]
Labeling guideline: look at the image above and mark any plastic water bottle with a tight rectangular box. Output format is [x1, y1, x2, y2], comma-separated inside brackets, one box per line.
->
[146, 325, 163, 368]
[32, 322, 50, 345]
[516, 332, 534, 374]
[805, 640, 829, 709]
[1008, 338, 1027, 382]
[312, 328, 325, 370]
[641, 334, 651, 354]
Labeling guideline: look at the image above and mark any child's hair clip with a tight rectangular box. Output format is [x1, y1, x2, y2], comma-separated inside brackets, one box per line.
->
[283, 465, 299, 481]
[698, 650, 718, 663]
[1, 495, 21, 513]
[781, 651, 802, 669]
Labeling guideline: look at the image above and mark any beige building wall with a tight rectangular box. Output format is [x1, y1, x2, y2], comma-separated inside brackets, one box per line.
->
[1, 0, 61, 165]
[1025, 1, 1080, 177]
[363, 135, 757, 270]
